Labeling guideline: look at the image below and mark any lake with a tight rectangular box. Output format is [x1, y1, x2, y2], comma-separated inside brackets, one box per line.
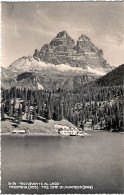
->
[1, 130, 124, 194]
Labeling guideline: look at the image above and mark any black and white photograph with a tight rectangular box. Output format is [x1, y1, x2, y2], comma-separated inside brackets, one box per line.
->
[1, 1, 124, 194]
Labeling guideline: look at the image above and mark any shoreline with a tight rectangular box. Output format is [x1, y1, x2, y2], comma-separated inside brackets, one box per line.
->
[1, 132, 91, 137]
[1, 130, 124, 137]
[1, 119, 123, 137]
[1, 132, 58, 136]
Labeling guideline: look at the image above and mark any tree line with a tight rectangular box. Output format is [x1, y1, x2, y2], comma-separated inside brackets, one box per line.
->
[1, 85, 124, 132]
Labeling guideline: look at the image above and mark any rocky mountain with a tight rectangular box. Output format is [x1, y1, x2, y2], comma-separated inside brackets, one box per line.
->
[96, 64, 124, 86]
[2, 31, 114, 90]
[9, 31, 112, 76]
[1, 67, 16, 88]
[1, 68, 43, 90]
[33, 31, 111, 73]
[9, 56, 106, 76]
[2, 66, 97, 90]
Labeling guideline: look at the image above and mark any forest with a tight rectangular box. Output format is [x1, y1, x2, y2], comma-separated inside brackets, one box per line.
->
[1, 84, 124, 132]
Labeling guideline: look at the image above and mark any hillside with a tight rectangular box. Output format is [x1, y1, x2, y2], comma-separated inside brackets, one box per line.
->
[2, 66, 98, 90]
[96, 64, 124, 86]
[1, 67, 17, 88]
[1, 118, 77, 135]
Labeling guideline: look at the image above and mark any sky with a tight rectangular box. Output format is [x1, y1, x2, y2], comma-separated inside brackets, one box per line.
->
[1, 1, 124, 68]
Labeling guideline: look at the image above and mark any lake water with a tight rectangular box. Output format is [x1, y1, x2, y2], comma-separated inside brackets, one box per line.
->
[1, 130, 124, 194]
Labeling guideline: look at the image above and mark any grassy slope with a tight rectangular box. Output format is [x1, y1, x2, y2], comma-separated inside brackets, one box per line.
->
[1, 119, 77, 135]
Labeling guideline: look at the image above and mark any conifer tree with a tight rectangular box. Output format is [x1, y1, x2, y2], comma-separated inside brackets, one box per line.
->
[1, 104, 5, 120]
[33, 107, 37, 120]
[18, 104, 22, 124]
[80, 121, 84, 132]
[26, 101, 31, 121]
[9, 100, 13, 117]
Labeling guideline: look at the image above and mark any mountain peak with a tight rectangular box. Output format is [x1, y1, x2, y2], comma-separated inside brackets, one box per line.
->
[78, 34, 90, 41]
[56, 31, 69, 38]
[76, 34, 98, 53]
[49, 31, 75, 48]
[33, 31, 112, 72]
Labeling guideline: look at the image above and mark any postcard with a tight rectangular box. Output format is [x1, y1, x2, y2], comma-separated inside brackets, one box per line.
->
[1, 1, 124, 194]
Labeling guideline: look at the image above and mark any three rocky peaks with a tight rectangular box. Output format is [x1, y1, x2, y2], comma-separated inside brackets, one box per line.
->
[3, 31, 121, 90]
[33, 31, 111, 72]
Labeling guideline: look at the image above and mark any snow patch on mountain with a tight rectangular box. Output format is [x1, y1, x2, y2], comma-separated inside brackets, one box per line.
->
[55, 64, 86, 72]
[10, 57, 86, 73]
[87, 66, 106, 75]
[10, 56, 106, 75]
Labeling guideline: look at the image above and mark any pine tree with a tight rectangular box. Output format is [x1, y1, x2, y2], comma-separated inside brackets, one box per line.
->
[73, 113, 79, 127]
[18, 104, 22, 124]
[48, 107, 52, 120]
[9, 100, 13, 117]
[45, 103, 52, 120]
[80, 121, 84, 132]
[26, 101, 31, 121]
[59, 103, 64, 120]
[1, 104, 5, 120]
[33, 107, 37, 120]
[22, 100, 26, 113]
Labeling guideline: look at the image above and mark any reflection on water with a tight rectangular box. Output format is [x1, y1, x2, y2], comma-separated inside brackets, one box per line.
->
[1, 131, 124, 194]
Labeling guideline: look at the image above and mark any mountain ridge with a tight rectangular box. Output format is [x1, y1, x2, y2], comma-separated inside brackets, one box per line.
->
[33, 31, 112, 72]
[2, 64, 123, 91]
[9, 56, 107, 76]
[96, 64, 124, 86]
[2, 31, 116, 90]
[8, 31, 112, 76]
